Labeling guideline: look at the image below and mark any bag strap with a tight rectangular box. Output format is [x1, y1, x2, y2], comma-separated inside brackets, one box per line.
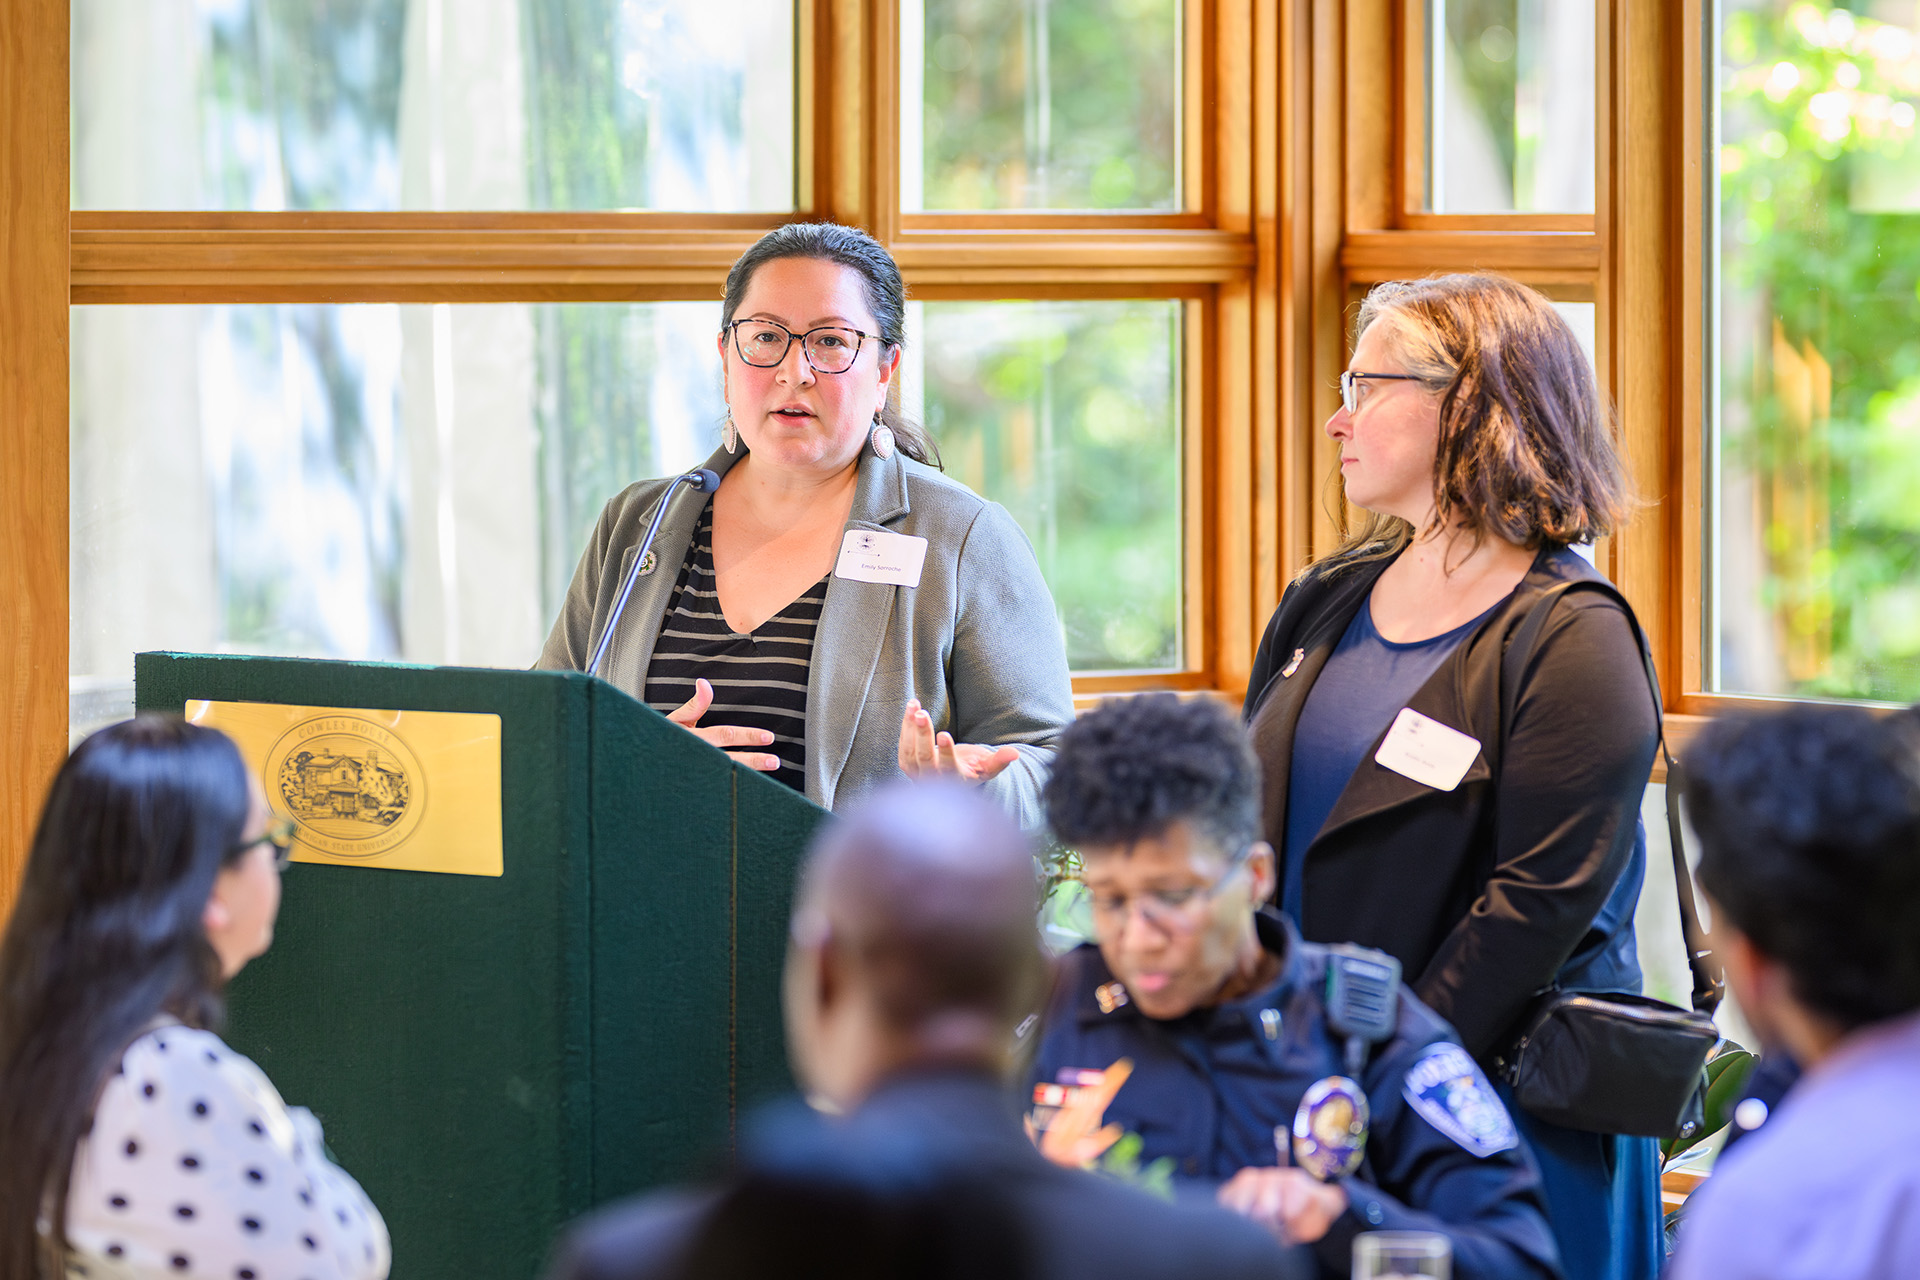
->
[1500, 576, 1725, 1015]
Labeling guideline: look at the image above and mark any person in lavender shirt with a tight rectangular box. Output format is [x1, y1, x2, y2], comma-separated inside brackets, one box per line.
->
[1668, 703, 1920, 1280]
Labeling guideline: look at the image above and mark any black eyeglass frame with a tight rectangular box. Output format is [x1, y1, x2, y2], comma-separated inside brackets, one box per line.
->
[1339, 370, 1427, 415]
[724, 318, 883, 375]
[230, 816, 299, 872]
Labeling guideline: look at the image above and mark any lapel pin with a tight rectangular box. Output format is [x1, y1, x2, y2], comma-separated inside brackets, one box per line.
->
[636, 549, 658, 577]
[1095, 982, 1131, 1014]
[1281, 648, 1305, 678]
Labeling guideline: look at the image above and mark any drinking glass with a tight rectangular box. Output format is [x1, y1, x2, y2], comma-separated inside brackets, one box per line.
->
[1353, 1230, 1451, 1280]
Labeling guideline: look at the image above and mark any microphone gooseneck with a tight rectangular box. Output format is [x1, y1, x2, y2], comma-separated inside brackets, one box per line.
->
[584, 468, 722, 680]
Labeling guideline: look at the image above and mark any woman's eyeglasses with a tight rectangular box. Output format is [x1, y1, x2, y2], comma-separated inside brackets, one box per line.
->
[231, 816, 300, 872]
[725, 319, 879, 374]
[1339, 370, 1425, 415]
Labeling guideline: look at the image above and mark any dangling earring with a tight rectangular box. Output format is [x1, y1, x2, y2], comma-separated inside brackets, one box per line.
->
[722, 408, 739, 455]
[868, 413, 896, 461]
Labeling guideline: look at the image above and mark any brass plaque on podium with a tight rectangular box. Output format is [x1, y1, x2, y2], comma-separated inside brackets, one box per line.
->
[187, 699, 504, 877]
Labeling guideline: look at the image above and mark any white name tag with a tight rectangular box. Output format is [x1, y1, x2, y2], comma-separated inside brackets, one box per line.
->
[1374, 707, 1482, 792]
[834, 528, 929, 588]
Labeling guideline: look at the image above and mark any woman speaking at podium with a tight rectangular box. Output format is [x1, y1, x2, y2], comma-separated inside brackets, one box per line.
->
[538, 223, 1074, 827]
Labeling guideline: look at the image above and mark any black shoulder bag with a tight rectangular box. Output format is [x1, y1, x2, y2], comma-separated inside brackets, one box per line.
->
[1489, 579, 1725, 1141]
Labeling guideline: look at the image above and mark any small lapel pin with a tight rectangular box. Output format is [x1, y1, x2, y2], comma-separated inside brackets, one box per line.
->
[1281, 648, 1305, 678]
[1260, 1008, 1283, 1041]
[1095, 982, 1131, 1014]
[636, 549, 658, 577]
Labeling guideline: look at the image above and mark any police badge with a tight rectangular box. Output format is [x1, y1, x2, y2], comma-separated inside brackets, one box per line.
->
[1291, 1075, 1370, 1181]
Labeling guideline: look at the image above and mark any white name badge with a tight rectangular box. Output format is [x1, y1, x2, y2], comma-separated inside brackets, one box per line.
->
[834, 528, 930, 588]
[1374, 707, 1482, 792]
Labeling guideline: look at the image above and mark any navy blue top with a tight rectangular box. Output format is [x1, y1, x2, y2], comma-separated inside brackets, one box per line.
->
[1280, 599, 1498, 922]
[1028, 913, 1561, 1280]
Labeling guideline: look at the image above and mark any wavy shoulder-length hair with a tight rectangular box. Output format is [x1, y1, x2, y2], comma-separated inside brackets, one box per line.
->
[0, 717, 252, 1280]
[1318, 272, 1630, 574]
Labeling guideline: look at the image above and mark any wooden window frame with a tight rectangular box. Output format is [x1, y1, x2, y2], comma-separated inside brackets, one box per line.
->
[1327, 0, 1721, 763]
[63, 3, 1270, 707]
[12, 0, 1801, 914]
[1, 0, 70, 913]
[5, 0, 1301, 913]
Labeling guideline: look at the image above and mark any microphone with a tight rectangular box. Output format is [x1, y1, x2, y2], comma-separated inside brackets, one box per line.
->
[585, 468, 722, 680]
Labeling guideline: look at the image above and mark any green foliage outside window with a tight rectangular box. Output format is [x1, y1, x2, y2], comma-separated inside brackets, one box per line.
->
[922, 301, 1182, 672]
[920, 0, 1179, 210]
[169, 0, 1187, 674]
[1718, 1, 1920, 701]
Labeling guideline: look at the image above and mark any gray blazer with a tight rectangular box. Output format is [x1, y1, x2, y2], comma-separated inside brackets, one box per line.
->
[536, 444, 1076, 828]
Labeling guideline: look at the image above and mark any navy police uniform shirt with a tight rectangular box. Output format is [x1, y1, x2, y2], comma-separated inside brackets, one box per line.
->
[1030, 912, 1562, 1280]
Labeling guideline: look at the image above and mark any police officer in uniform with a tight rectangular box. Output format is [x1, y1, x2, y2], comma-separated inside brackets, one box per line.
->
[1030, 695, 1560, 1280]
[546, 779, 1304, 1280]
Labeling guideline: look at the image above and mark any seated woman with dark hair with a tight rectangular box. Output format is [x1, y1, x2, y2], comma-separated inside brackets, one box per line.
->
[0, 716, 388, 1280]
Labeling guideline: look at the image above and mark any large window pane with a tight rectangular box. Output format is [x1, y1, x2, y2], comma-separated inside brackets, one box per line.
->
[1424, 0, 1595, 213]
[901, 0, 1181, 212]
[1713, 2, 1920, 701]
[70, 302, 725, 740]
[71, 0, 793, 211]
[909, 300, 1182, 672]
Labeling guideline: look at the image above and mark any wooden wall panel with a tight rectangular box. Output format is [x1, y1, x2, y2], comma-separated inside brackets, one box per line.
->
[0, 0, 69, 921]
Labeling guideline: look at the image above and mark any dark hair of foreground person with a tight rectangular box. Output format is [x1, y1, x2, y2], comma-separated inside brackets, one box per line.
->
[0, 717, 253, 1277]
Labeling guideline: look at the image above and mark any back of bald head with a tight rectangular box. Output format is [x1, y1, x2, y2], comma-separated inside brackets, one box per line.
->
[797, 781, 1044, 1036]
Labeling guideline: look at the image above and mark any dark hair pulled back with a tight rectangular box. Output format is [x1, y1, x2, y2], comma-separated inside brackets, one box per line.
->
[0, 716, 253, 1276]
[721, 222, 941, 467]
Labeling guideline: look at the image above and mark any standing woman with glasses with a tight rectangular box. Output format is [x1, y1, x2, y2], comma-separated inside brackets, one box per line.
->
[1242, 275, 1661, 1280]
[0, 716, 388, 1280]
[539, 222, 1074, 826]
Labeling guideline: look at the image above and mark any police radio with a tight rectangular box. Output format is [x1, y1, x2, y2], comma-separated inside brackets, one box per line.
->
[1323, 943, 1401, 1078]
[1287, 944, 1403, 1183]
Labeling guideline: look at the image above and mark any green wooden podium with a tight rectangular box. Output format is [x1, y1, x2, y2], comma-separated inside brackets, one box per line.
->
[135, 652, 827, 1280]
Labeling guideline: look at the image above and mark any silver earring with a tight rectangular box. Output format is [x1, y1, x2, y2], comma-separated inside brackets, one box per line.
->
[869, 416, 896, 461]
[722, 409, 739, 455]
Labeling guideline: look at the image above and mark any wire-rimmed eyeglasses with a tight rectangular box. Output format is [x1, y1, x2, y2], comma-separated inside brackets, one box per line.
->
[230, 816, 299, 872]
[725, 318, 880, 375]
[1084, 842, 1257, 934]
[1339, 370, 1426, 415]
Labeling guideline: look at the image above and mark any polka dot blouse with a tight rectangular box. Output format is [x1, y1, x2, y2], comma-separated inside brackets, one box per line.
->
[59, 1022, 390, 1280]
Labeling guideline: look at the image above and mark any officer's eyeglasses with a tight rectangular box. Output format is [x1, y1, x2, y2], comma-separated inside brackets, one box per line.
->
[725, 319, 880, 375]
[1085, 843, 1256, 934]
[229, 816, 299, 873]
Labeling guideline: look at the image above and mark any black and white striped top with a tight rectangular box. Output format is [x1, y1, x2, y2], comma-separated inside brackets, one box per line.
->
[644, 503, 826, 793]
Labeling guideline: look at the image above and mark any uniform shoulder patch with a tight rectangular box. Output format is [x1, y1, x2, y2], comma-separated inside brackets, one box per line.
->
[1400, 1042, 1518, 1158]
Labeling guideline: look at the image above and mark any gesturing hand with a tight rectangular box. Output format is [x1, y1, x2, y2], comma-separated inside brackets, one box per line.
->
[668, 678, 781, 772]
[1216, 1167, 1350, 1246]
[897, 699, 1020, 783]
